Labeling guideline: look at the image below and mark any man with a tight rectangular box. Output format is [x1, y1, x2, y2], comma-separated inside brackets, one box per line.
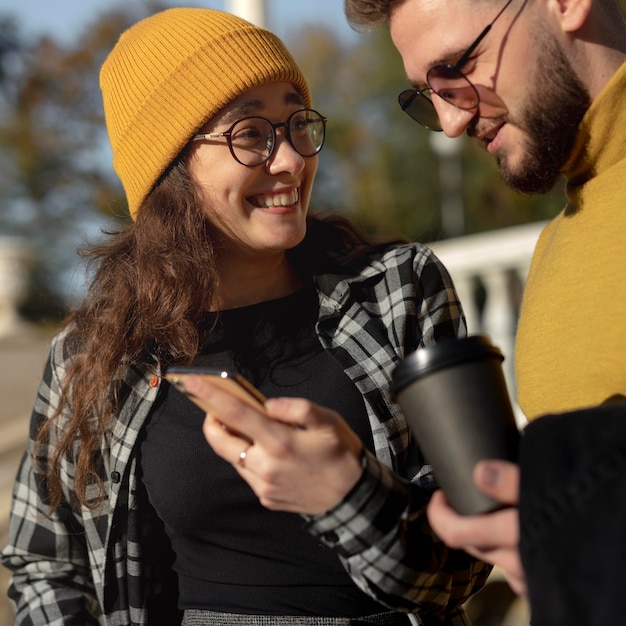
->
[344, 0, 626, 622]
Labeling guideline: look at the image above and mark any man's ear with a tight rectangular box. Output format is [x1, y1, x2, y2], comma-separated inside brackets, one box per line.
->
[551, 0, 592, 32]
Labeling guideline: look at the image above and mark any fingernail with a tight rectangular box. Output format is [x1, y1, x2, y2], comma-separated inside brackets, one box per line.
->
[477, 462, 501, 487]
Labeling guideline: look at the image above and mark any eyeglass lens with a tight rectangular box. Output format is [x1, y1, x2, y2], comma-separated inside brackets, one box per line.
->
[398, 66, 478, 132]
[427, 66, 480, 110]
[398, 89, 443, 131]
[230, 110, 325, 166]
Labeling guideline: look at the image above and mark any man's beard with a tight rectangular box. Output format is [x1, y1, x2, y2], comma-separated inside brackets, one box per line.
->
[497, 24, 591, 195]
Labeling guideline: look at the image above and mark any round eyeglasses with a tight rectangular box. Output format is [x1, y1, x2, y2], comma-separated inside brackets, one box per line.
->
[192, 108, 327, 166]
[398, 0, 516, 131]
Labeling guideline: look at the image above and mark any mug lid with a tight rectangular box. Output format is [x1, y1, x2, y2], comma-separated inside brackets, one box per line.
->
[391, 335, 504, 395]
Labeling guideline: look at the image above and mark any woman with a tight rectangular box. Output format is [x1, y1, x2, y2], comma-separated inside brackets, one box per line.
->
[1, 8, 490, 626]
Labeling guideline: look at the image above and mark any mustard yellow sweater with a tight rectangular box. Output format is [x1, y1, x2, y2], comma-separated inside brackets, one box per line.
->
[515, 61, 626, 421]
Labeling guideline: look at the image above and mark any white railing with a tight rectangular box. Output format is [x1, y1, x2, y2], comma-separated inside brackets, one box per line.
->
[430, 220, 547, 424]
[0, 237, 30, 339]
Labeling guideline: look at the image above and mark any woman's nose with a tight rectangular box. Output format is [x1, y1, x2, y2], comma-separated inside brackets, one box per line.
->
[265, 133, 306, 175]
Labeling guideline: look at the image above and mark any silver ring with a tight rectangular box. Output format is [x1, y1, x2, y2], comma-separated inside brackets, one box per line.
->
[238, 443, 252, 468]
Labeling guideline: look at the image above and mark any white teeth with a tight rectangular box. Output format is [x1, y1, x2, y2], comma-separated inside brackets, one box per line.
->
[256, 189, 298, 207]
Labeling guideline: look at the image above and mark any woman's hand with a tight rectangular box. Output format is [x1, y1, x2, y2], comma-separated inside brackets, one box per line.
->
[182, 375, 364, 515]
[426, 460, 527, 596]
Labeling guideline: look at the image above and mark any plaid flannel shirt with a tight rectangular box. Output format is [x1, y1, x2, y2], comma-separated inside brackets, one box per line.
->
[2, 242, 491, 625]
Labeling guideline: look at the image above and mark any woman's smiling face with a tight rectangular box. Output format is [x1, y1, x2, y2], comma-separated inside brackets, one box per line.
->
[187, 81, 318, 262]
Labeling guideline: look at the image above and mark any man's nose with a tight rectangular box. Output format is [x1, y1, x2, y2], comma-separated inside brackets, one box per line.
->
[432, 96, 477, 138]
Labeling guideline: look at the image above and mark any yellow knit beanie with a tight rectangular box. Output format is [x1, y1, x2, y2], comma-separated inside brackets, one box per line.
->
[100, 8, 311, 220]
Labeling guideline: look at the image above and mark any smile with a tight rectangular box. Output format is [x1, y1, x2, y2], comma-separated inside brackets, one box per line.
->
[471, 120, 506, 153]
[249, 188, 299, 208]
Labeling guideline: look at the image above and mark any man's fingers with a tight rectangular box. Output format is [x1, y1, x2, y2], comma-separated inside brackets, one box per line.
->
[427, 490, 519, 549]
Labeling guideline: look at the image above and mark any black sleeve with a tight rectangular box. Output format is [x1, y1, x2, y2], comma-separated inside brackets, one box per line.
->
[519, 400, 626, 626]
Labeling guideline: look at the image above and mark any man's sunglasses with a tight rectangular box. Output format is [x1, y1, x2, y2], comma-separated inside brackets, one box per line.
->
[398, 0, 516, 131]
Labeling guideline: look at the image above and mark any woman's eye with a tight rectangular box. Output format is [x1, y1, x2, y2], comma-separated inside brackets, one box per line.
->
[232, 125, 264, 145]
[290, 117, 308, 134]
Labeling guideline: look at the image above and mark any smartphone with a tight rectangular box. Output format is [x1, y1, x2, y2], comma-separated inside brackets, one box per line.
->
[164, 366, 268, 415]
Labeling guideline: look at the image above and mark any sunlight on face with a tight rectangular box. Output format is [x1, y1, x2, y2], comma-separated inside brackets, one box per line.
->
[187, 82, 318, 263]
[390, 0, 589, 194]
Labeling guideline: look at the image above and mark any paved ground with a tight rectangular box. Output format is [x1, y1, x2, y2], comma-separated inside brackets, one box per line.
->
[0, 324, 54, 625]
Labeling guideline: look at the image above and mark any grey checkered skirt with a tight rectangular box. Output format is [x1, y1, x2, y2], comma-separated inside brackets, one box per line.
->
[182, 610, 411, 625]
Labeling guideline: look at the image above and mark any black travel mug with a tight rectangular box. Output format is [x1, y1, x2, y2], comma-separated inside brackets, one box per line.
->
[392, 335, 520, 515]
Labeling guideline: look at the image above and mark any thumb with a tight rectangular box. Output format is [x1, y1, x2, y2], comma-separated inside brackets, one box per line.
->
[473, 459, 520, 506]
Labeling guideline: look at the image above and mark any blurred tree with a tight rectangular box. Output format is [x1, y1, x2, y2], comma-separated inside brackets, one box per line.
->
[0, 2, 168, 321]
[0, 15, 20, 85]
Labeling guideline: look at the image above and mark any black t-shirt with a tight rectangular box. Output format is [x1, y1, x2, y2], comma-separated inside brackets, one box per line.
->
[139, 285, 386, 616]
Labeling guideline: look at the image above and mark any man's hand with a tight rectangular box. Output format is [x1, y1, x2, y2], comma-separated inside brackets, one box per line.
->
[427, 460, 526, 596]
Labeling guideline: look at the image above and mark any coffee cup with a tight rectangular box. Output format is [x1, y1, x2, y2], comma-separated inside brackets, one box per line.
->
[391, 334, 520, 515]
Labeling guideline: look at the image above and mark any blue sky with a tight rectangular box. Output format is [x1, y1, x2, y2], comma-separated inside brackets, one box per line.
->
[0, 0, 357, 45]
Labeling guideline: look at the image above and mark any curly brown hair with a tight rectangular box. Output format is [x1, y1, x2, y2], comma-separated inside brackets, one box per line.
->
[37, 157, 222, 511]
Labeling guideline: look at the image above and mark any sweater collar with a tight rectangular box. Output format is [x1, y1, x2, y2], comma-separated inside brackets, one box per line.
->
[563, 61, 626, 197]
